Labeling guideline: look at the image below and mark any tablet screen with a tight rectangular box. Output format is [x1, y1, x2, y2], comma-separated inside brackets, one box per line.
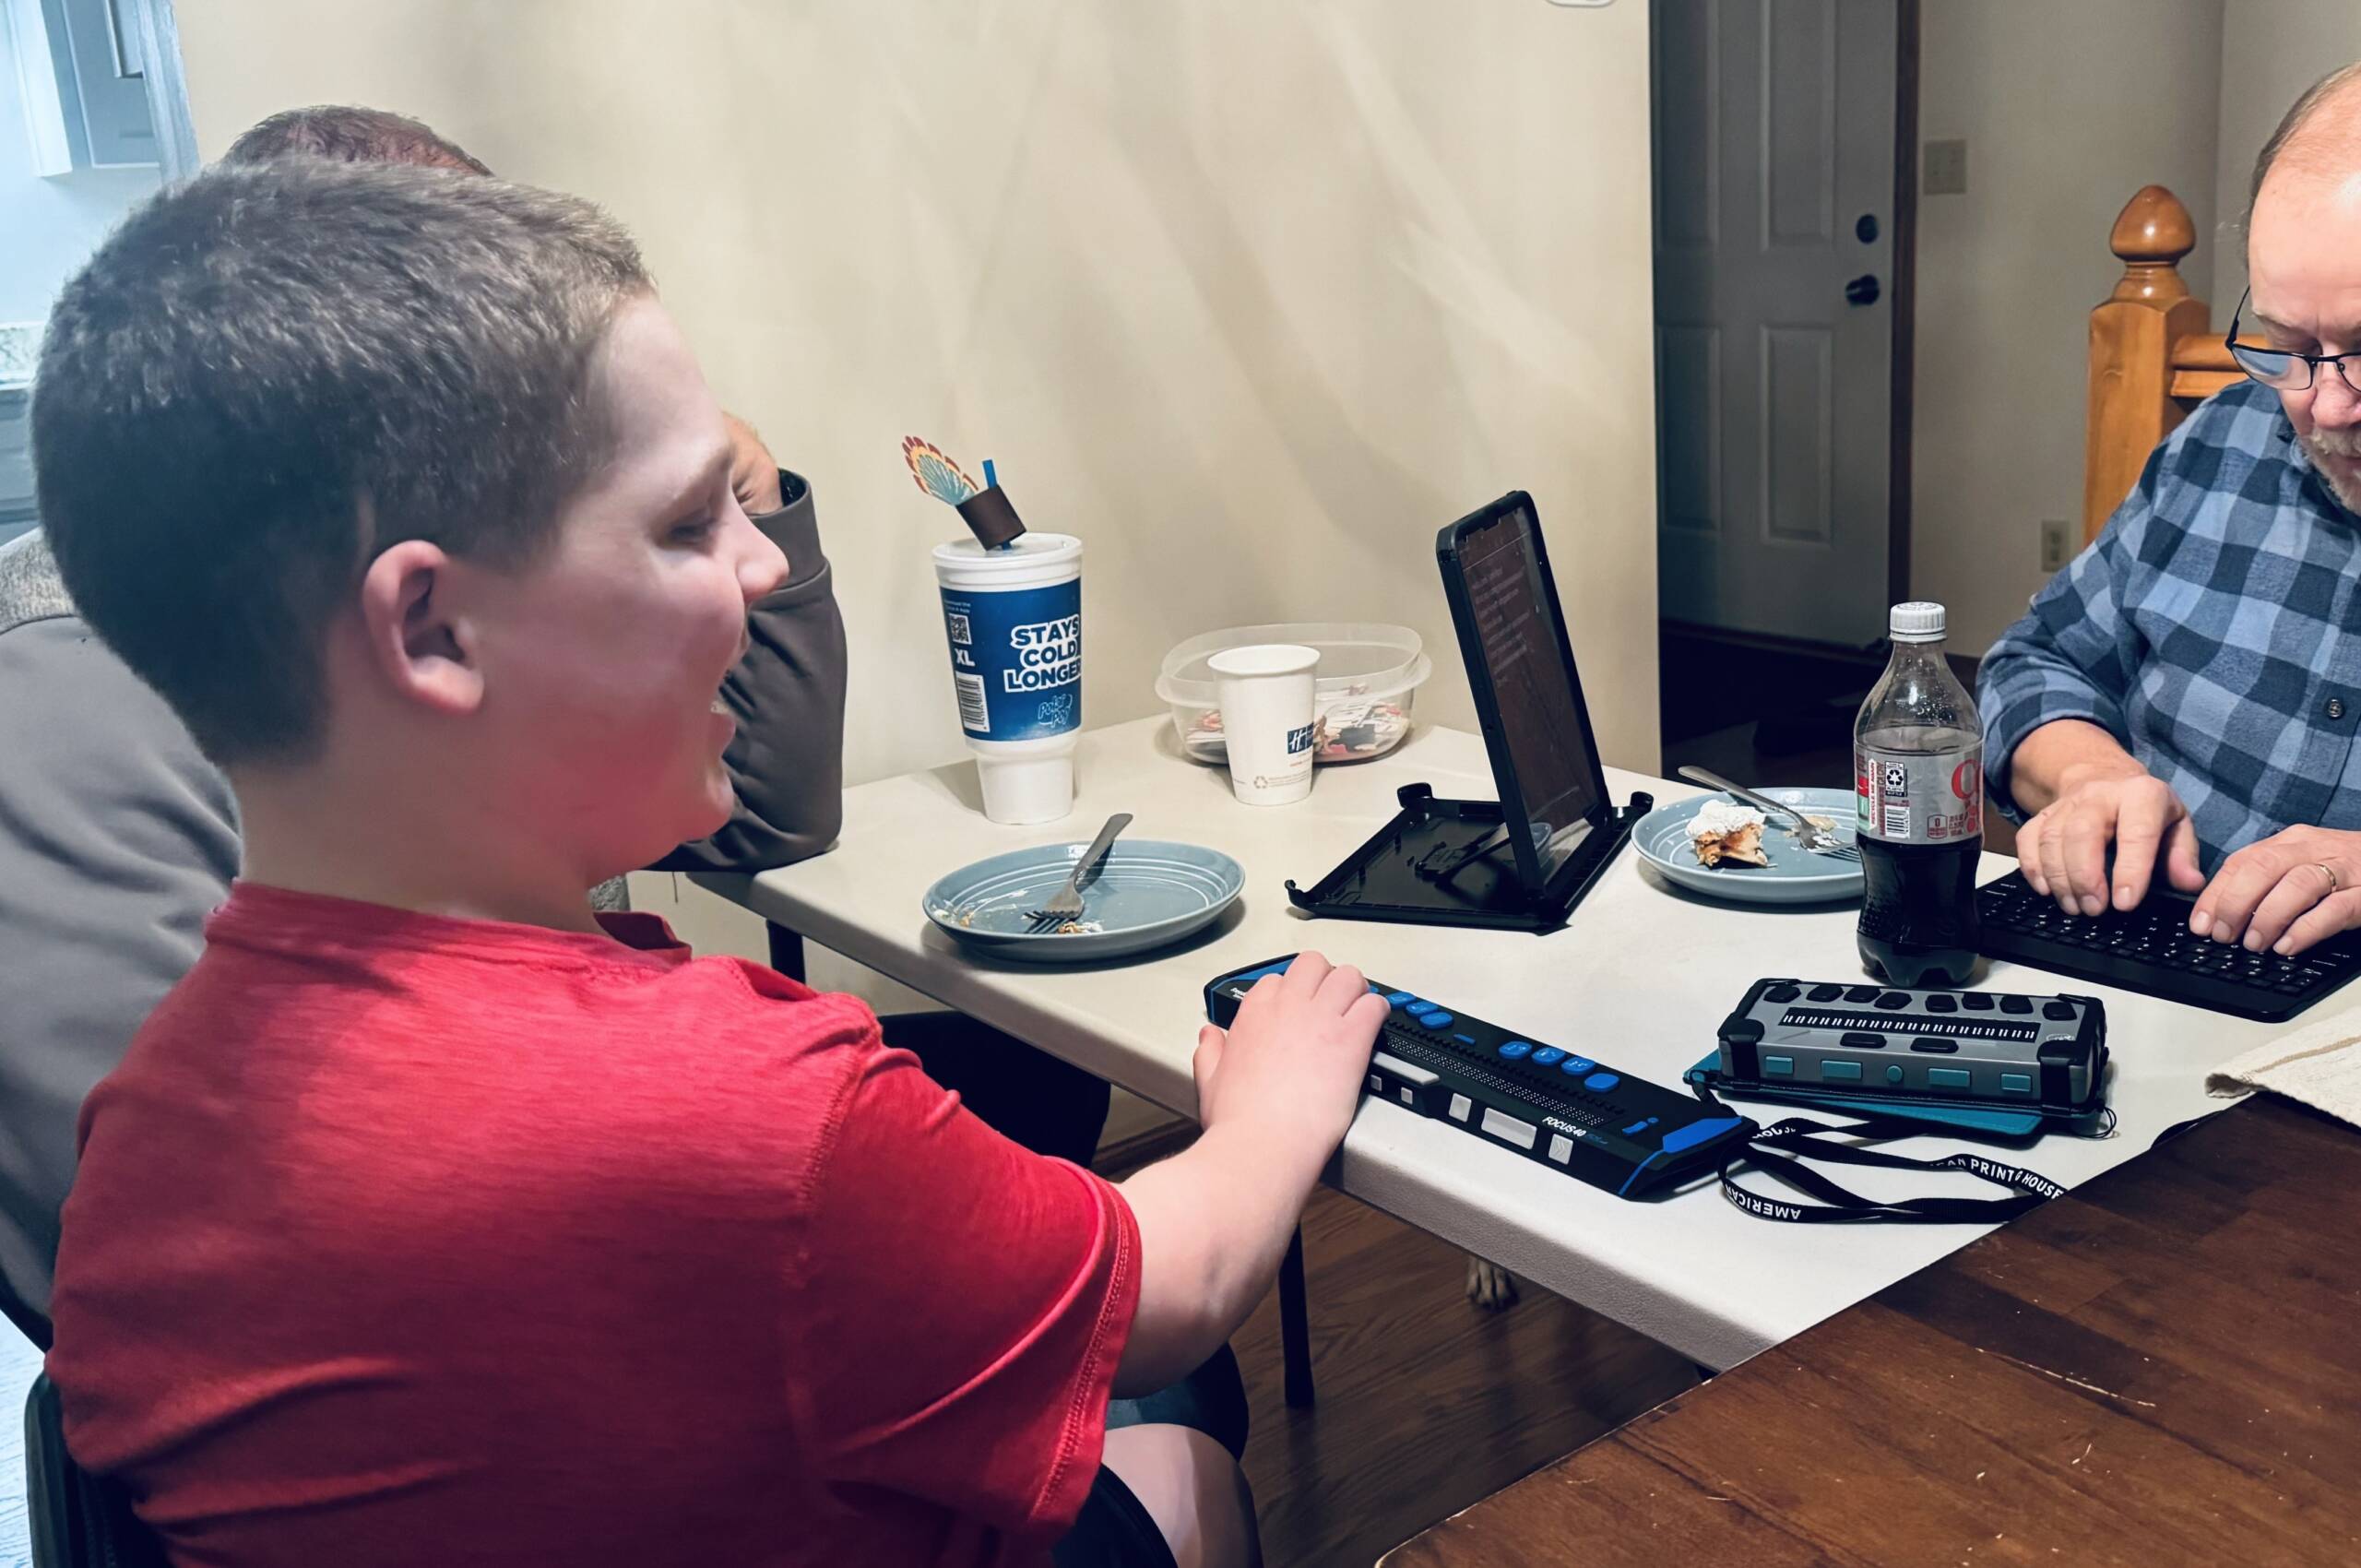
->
[1454, 504, 1605, 881]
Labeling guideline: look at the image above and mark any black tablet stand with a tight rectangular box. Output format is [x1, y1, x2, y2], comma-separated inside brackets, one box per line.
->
[1284, 782, 1651, 933]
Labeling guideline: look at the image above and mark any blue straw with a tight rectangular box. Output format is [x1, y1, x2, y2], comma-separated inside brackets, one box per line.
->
[982, 457, 998, 491]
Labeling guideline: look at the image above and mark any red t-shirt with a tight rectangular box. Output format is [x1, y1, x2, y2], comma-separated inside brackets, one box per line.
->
[48, 883, 1139, 1567]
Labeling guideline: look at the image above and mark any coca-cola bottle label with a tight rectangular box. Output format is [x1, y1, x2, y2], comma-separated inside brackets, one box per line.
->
[1855, 746, 1983, 843]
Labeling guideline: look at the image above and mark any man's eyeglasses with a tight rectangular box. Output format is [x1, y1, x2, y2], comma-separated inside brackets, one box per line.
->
[2225, 291, 2361, 396]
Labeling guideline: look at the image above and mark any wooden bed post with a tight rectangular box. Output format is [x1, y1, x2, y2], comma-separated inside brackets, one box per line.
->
[2082, 185, 2211, 543]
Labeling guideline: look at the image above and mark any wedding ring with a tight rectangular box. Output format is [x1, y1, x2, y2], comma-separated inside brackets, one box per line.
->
[2318, 862, 2341, 895]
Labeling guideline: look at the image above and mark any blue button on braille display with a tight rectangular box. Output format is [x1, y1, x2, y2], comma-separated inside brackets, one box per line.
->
[1560, 1056, 1596, 1074]
[1385, 992, 1415, 1006]
[1454, 1034, 1477, 1046]
[1763, 1054, 1794, 1076]
[1885, 1064, 1905, 1085]
[1623, 1120, 1650, 1135]
[1498, 1040, 1533, 1060]
[1820, 1060, 1864, 1082]
[1584, 1071, 1620, 1092]
[1530, 1047, 1567, 1067]
[1419, 1012, 1453, 1029]
[1999, 1072, 2034, 1094]
[1928, 1067, 1972, 1090]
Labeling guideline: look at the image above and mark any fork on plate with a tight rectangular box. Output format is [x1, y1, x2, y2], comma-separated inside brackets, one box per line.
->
[1026, 813, 1134, 931]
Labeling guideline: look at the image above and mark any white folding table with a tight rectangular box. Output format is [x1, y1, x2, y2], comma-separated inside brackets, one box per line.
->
[696, 717, 2288, 1372]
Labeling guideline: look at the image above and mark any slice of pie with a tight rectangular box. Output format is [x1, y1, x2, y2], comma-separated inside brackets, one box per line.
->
[1688, 801, 1771, 868]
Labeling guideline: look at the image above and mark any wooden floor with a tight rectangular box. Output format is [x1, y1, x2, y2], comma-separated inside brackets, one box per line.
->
[1223, 1186, 1697, 1568]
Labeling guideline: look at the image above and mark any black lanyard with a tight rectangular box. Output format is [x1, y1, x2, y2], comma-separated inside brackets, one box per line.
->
[1718, 1109, 2106, 1224]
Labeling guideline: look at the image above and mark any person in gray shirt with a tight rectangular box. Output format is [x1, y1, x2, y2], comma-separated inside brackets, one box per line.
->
[0, 107, 1106, 1342]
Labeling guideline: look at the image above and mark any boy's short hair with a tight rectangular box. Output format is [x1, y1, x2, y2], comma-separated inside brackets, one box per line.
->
[33, 160, 650, 766]
[224, 104, 493, 175]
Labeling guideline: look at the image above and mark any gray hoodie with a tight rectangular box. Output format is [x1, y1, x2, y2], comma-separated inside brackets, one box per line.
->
[0, 470, 847, 1331]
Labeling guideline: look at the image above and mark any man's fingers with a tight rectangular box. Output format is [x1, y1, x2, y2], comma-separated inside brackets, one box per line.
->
[2019, 814, 2053, 895]
[2037, 819, 2077, 915]
[2057, 805, 2115, 915]
[2164, 817, 2206, 893]
[2276, 888, 2361, 956]
[2243, 866, 2332, 954]
[2108, 789, 2175, 910]
[2194, 846, 2289, 943]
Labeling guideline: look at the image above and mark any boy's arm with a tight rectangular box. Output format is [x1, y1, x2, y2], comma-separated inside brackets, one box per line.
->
[788, 1037, 1144, 1545]
[647, 465, 848, 874]
[1111, 956, 1385, 1394]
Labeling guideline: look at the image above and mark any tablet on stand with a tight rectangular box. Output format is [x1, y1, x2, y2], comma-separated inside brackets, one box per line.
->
[1285, 490, 1650, 932]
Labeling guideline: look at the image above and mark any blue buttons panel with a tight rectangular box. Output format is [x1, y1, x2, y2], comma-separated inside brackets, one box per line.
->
[1820, 1060, 1864, 1082]
[1497, 1040, 1533, 1061]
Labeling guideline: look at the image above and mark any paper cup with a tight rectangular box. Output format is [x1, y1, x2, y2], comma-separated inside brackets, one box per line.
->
[1210, 644, 1319, 806]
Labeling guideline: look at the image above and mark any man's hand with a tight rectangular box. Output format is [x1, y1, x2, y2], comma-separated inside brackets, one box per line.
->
[1192, 953, 1386, 1155]
[723, 412, 784, 516]
[2190, 826, 2361, 955]
[2017, 759, 2202, 914]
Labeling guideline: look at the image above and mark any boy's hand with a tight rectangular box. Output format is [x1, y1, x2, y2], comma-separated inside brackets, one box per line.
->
[1192, 953, 1386, 1155]
[723, 412, 785, 515]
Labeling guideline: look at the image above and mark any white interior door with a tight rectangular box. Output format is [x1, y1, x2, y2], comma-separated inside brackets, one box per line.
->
[1653, 0, 1897, 647]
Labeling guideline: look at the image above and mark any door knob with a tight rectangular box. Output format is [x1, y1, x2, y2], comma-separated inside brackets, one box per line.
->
[1845, 273, 1881, 306]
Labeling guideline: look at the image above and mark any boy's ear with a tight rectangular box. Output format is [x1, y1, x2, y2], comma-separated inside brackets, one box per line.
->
[356, 539, 484, 717]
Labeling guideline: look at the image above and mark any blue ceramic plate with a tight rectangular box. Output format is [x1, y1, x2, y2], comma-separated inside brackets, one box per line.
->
[1632, 788, 1864, 905]
[924, 839, 1245, 962]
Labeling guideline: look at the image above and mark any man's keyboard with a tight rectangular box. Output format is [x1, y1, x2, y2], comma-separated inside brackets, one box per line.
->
[1976, 870, 2361, 1022]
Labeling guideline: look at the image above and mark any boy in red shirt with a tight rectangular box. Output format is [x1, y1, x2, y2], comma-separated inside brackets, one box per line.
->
[36, 160, 1384, 1567]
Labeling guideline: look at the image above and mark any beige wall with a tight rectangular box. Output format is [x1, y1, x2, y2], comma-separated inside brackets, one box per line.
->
[1912, 0, 2225, 658]
[2213, 0, 2361, 316]
[173, 0, 1660, 797]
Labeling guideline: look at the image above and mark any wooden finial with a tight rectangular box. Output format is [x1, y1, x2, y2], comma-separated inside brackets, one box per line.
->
[2107, 185, 2195, 304]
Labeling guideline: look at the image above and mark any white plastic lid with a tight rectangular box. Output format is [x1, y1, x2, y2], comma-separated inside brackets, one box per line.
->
[1155, 624, 1429, 705]
[932, 532, 1082, 592]
[1889, 600, 1947, 641]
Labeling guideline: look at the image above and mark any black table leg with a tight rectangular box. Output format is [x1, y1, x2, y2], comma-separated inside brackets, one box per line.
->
[1279, 1225, 1314, 1408]
[765, 921, 807, 984]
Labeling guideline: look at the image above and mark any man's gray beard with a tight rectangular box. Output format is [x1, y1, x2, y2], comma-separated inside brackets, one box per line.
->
[2304, 429, 2361, 516]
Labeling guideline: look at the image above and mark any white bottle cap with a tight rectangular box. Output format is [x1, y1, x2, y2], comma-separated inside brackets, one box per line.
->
[1889, 601, 1947, 641]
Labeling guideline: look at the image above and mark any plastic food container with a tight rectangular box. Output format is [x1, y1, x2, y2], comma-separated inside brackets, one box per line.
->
[1156, 623, 1432, 766]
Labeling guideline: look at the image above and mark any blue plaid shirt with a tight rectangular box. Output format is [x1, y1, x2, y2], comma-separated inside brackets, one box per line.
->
[1979, 378, 2361, 873]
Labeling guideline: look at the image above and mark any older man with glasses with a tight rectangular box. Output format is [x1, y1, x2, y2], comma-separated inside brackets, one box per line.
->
[1981, 61, 2361, 960]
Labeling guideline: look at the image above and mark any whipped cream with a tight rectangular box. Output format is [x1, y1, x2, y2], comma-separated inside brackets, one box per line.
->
[1687, 800, 1766, 840]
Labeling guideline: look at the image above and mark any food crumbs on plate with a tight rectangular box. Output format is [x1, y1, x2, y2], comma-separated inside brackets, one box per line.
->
[1053, 921, 1105, 936]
